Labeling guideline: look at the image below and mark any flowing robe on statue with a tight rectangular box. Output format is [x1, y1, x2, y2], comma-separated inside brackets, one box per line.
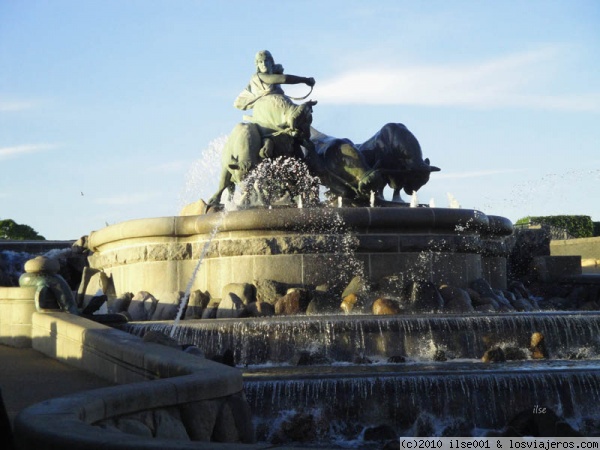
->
[234, 74, 298, 135]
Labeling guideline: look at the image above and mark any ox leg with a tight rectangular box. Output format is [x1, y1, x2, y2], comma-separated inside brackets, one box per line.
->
[258, 138, 275, 159]
[226, 184, 235, 203]
[208, 168, 233, 206]
[392, 188, 408, 203]
[388, 178, 406, 203]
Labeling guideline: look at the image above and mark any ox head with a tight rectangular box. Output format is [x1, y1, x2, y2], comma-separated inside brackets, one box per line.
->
[402, 158, 440, 195]
[289, 100, 317, 142]
[380, 157, 440, 195]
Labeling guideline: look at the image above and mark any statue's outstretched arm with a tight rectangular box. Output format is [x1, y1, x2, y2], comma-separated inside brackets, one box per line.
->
[258, 73, 315, 87]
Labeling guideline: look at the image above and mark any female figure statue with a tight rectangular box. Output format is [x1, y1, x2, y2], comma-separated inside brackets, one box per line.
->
[234, 50, 316, 158]
[234, 50, 315, 112]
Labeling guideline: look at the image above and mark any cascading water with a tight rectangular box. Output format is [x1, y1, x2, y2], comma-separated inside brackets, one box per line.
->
[127, 311, 600, 443]
[0, 247, 73, 286]
[111, 143, 600, 445]
[410, 191, 419, 208]
[130, 312, 600, 366]
[247, 365, 600, 441]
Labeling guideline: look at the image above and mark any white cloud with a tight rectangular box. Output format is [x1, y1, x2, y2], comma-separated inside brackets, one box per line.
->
[0, 144, 57, 160]
[434, 169, 526, 180]
[94, 193, 156, 206]
[0, 100, 37, 112]
[315, 47, 599, 111]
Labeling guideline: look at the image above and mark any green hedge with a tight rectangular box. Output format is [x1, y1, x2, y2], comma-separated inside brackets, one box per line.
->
[515, 215, 594, 238]
[594, 222, 600, 237]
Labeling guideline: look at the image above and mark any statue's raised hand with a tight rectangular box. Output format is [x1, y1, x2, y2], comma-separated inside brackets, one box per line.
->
[306, 77, 315, 87]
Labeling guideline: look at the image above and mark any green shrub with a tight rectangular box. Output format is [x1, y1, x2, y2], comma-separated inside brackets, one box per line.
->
[515, 215, 593, 238]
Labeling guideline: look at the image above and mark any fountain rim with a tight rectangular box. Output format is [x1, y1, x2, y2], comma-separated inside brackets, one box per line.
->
[128, 310, 600, 325]
[242, 360, 600, 382]
[87, 207, 512, 251]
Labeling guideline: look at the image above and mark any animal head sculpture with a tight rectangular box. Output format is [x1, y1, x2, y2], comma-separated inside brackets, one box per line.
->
[288, 100, 317, 142]
[401, 158, 441, 196]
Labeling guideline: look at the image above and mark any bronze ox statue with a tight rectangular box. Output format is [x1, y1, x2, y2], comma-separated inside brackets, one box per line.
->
[310, 123, 440, 204]
[363, 123, 441, 202]
[209, 119, 440, 207]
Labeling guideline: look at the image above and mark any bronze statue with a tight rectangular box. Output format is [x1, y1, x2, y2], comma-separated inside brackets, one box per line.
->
[209, 50, 316, 206]
[19, 256, 79, 314]
[312, 123, 440, 203]
[208, 50, 440, 207]
[235, 50, 316, 159]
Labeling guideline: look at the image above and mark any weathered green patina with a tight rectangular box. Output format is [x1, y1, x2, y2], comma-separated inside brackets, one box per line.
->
[209, 50, 440, 207]
[18, 256, 79, 314]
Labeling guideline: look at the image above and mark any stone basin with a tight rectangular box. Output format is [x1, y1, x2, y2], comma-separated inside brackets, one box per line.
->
[87, 207, 513, 300]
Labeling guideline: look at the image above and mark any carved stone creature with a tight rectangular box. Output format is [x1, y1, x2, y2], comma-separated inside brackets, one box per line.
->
[19, 256, 79, 314]
[210, 48, 440, 206]
[530, 332, 548, 359]
[372, 297, 401, 315]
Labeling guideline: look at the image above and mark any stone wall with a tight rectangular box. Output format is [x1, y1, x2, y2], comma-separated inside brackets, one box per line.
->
[0, 240, 74, 253]
[551, 236, 600, 273]
[13, 311, 258, 449]
[87, 208, 513, 300]
[0, 286, 36, 347]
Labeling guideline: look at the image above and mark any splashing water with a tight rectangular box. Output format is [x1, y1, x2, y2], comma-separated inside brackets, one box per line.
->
[410, 192, 419, 208]
[170, 211, 227, 337]
[447, 192, 461, 209]
[494, 168, 600, 220]
[288, 206, 365, 291]
[429, 198, 436, 208]
[179, 135, 227, 208]
[239, 157, 320, 208]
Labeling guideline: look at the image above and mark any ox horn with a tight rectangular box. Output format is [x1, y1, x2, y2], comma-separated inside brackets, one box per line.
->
[424, 158, 441, 172]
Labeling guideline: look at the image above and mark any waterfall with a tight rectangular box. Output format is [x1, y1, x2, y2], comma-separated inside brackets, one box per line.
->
[245, 366, 600, 433]
[129, 312, 600, 366]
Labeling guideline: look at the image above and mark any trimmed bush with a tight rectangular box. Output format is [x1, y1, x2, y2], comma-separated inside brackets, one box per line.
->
[515, 215, 593, 239]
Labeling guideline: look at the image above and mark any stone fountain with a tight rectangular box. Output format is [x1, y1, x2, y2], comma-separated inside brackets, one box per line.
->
[77, 50, 600, 446]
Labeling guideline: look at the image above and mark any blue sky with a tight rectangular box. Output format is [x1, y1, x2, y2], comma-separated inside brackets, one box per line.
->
[1, 0, 599, 239]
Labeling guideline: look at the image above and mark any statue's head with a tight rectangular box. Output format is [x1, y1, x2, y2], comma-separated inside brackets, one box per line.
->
[401, 159, 441, 196]
[255, 50, 274, 74]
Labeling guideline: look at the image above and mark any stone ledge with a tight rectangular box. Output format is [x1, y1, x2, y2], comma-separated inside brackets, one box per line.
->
[551, 236, 600, 260]
[87, 208, 512, 252]
[0, 287, 37, 347]
[14, 312, 263, 450]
